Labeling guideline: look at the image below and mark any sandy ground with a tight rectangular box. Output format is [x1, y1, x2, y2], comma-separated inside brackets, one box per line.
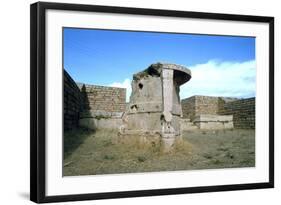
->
[63, 128, 255, 176]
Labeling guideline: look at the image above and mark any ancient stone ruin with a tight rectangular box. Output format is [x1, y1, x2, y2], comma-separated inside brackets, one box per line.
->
[120, 63, 191, 150]
[64, 63, 255, 151]
[181, 95, 255, 130]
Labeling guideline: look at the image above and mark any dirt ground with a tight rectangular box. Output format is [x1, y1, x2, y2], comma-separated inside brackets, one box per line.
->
[63, 128, 255, 176]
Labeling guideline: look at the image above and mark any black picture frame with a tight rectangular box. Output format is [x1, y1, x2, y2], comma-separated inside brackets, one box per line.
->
[30, 1, 274, 203]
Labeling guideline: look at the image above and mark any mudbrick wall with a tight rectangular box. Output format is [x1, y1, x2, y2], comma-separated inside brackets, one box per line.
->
[77, 84, 126, 114]
[219, 97, 255, 129]
[64, 70, 82, 131]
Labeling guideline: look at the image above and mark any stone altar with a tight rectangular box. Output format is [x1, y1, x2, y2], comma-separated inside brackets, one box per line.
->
[120, 63, 191, 150]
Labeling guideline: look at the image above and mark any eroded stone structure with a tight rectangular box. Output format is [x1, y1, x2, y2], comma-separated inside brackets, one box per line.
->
[120, 63, 191, 150]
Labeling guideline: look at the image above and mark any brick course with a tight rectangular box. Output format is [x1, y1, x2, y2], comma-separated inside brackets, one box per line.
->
[77, 84, 126, 113]
[181, 95, 255, 129]
[64, 70, 127, 131]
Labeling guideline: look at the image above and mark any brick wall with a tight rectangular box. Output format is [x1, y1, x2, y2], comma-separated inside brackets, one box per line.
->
[194, 95, 220, 116]
[219, 97, 255, 129]
[181, 95, 255, 129]
[64, 70, 127, 130]
[64, 70, 82, 131]
[181, 95, 223, 120]
[78, 84, 126, 114]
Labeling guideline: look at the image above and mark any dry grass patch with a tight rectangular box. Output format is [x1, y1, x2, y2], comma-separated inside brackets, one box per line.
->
[63, 128, 254, 176]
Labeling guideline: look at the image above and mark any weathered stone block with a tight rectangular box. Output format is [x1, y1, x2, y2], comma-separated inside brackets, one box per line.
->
[121, 63, 191, 149]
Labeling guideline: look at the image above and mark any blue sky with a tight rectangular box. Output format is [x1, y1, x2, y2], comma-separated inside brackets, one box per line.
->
[64, 28, 256, 101]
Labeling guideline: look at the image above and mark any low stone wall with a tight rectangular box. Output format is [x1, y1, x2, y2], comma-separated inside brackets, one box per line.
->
[64, 70, 82, 131]
[193, 114, 234, 130]
[64, 71, 127, 131]
[181, 95, 254, 129]
[77, 83, 126, 130]
[181, 95, 237, 120]
[219, 98, 255, 129]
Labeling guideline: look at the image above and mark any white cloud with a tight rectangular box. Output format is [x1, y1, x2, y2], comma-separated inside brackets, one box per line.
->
[109, 78, 132, 102]
[180, 60, 256, 99]
[108, 60, 256, 103]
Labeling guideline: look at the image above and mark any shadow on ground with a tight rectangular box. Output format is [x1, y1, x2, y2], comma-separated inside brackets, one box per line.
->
[64, 128, 95, 159]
